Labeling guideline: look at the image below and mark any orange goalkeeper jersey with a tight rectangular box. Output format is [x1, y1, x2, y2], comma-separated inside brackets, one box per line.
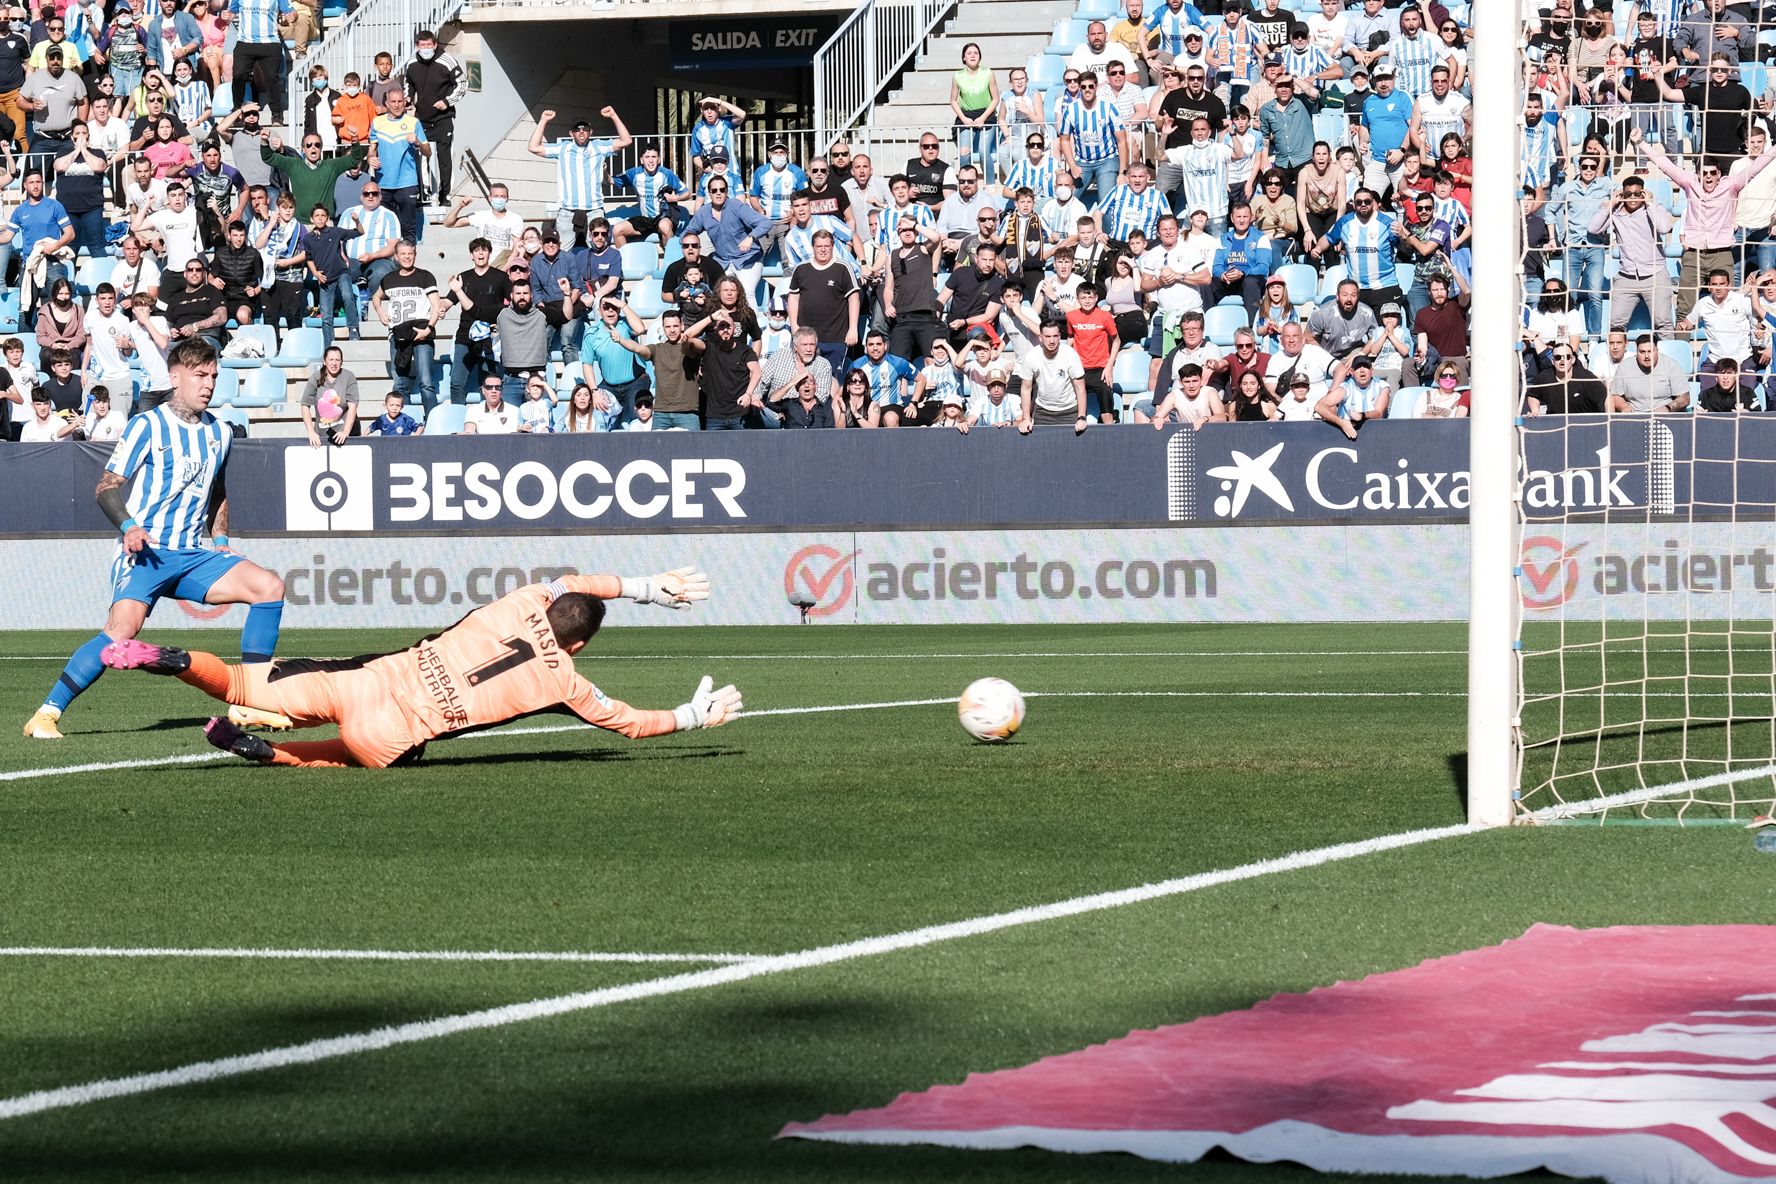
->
[367, 575, 677, 743]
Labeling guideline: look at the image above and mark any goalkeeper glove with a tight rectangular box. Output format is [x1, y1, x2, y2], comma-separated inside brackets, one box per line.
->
[621, 566, 710, 611]
[673, 675, 743, 731]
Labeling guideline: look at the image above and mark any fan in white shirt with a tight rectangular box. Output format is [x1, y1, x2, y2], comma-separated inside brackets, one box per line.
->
[82, 287, 137, 391]
[1680, 271, 1759, 366]
[83, 388, 130, 441]
[133, 184, 204, 271]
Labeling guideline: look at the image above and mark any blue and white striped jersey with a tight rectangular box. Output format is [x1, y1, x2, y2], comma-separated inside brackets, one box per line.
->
[967, 388, 1020, 426]
[1522, 119, 1558, 190]
[1280, 44, 1331, 87]
[750, 163, 809, 221]
[917, 361, 964, 405]
[1173, 140, 1236, 218]
[690, 117, 741, 166]
[783, 220, 860, 277]
[852, 354, 918, 405]
[1145, 2, 1207, 57]
[1099, 183, 1168, 240]
[1432, 194, 1469, 234]
[1005, 154, 1059, 200]
[1388, 31, 1446, 97]
[173, 79, 212, 137]
[1334, 375, 1389, 416]
[615, 165, 687, 217]
[1057, 98, 1124, 165]
[228, 0, 290, 45]
[1226, 127, 1261, 188]
[1326, 209, 1401, 288]
[544, 136, 616, 211]
[341, 203, 401, 260]
[105, 405, 231, 550]
[872, 200, 936, 247]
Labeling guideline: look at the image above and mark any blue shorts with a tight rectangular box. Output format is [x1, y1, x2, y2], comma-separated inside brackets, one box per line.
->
[110, 546, 245, 609]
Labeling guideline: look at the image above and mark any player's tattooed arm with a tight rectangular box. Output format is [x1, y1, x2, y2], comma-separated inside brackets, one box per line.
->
[96, 471, 131, 528]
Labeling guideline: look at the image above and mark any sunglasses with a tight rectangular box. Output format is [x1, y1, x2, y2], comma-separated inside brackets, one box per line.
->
[482, 382, 502, 390]
[807, 166, 827, 173]
[707, 185, 728, 193]
[920, 142, 939, 149]
[1187, 73, 1205, 81]
[898, 228, 917, 234]
[362, 189, 381, 195]
[1108, 68, 1125, 75]
[303, 141, 322, 148]
[1552, 353, 1574, 361]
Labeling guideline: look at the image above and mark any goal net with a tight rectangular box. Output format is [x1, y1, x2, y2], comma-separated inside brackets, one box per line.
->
[1506, 2, 1776, 823]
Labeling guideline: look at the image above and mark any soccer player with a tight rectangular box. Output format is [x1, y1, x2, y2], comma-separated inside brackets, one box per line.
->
[23, 339, 287, 740]
[101, 568, 742, 768]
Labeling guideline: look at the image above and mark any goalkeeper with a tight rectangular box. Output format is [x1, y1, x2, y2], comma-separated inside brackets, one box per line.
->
[99, 567, 742, 768]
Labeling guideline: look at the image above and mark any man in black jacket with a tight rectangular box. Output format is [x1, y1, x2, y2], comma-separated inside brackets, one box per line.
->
[1524, 347, 1606, 415]
[405, 30, 466, 205]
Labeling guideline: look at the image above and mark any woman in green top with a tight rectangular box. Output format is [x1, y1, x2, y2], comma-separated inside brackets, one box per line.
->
[948, 42, 1001, 182]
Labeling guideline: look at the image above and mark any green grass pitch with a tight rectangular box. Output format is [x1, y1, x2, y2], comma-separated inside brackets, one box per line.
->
[0, 622, 1769, 1182]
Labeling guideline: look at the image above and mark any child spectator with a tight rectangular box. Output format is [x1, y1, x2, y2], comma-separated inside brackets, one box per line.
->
[83, 385, 127, 441]
[18, 390, 78, 441]
[518, 374, 556, 433]
[365, 391, 422, 435]
[623, 392, 656, 431]
[331, 71, 376, 145]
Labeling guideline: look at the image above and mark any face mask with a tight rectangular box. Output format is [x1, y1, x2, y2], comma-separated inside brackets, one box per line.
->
[1438, 376, 1457, 388]
[770, 153, 787, 169]
[417, 47, 434, 60]
[1055, 188, 1073, 202]
[769, 314, 787, 326]
[313, 78, 328, 90]
[489, 197, 508, 212]
[343, 84, 359, 96]
[13, 19, 28, 30]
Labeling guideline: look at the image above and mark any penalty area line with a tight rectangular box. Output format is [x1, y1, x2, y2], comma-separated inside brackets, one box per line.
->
[0, 820, 1478, 1123]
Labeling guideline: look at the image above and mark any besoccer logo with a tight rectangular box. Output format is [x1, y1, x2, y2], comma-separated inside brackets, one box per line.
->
[285, 447, 373, 532]
[784, 544, 860, 619]
[1519, 535, 1585, 610]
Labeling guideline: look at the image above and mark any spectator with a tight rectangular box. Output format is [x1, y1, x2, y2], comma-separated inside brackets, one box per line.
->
[110, 235, 162, 304]
[83, 385, 127, 441]
[17, 389, 76, 440]
[160, 255, 226, 349]
[405, 30, 465, 205]
[300, 345, 359, 446]
[184, 139, 246, 248]
[843, 152, 891, 229]
[517, 374, 556, 433]
[936, 163, 996, 246]
[661, 232, 724, 319]
[688, 96, 746, 181]
[1016, 319, 1088, 433]
[366, 390, 422, 436]
[938, 239, 1005, 346]
[1592, 328, 1631, 385]
[850, 329, 918, 425]
[1546, 153, 1611, 335]
[1066, 280, 1120, 423]
[331, 71, 376, 146]
[82, 283, 133, 398]
[37, 345, 81, 411]
[443, 237, 510, 404]
[1421, 359, 1469, 418]
[229, 0, 292, 124]
[1265, 320, 1333, 401]
[1588, 172, 1675, 333]
[526, 227, 585, 365]
[370, 88, 430, 242]
[125, 291, 172, 411]
[579, 217, 624, 310]
[611, 144, 690, 247]
[695, 309, 761, 431]
[1307, 278, 1376, 365]
[132, 178, 200, 270]
[1211, 201, 1273, 317]
[1250, 169, 1299, 258]
[34, 275, 84, 351]
[904, 132, 951, 212]
[216, 103, 276, 205]
[494, 278, 551, 405]
[1315, 186, 1404, 312]
[581, 298, 650, 430]
[443, 181, 524, 265]
[256, 191, 310, 333]
[50, 125, 105, 257]
[779, 368, 835, 429]
[1636, 125, 1776, 321]
[609, 307, 703, 431]
[262, 128, 366, 219]
[5, 169, 73, 317]
[747, 136, 806, 256]
[367, 51, 402, 112]
[682, 173, 770, 310]
[370, 239, 444, 413]
[1098, 159, 1168, 243]
[1317, 353, 1389, 439]
[339, 181, 401, 299]
[787, 228, 859, 373]
[211, 219, 263, 325]
[1522, 279, 1585, 368]
[1525, 345, 1607, 414]
[1140, 359, 1223, 428]
[20, 45, 81, 174]
[1139, 213, 1210, 369]
[757, 326, 833, 413]
[1251, 274, 1295, 351]
[1356, 65, 1411, 195]
[305, 203, 361, 344]
[622, 392, 656, 431]
[1227, 366, 1277, 420]
[463, 377, 519, 434]
[1681, 268, 1758, 373]
[1408, 272, 1470, 385]
[1058, 70, 1127, 204]
[833, 366, 879, 429]
[1607, 333, 1690, 413]
[1696, 355, 1759, 412]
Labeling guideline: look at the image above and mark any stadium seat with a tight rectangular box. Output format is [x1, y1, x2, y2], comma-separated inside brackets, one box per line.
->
[232, 365, 286, 408]
[424, 403, 467, 435]
[1315, 264, 1348, 301]
[1395, 262, 1415, 293]
[271, 326, 323, 370]
[1658, 339, 1694, 373]
[620, 242, 660, 280]
[208, 368, 241, 407]
[629, 277, 665, 319]
[75, 255, 116, 296]
[1388, 386, 1429, 419]
[1048, 18, 1085, 54]
[1027, 54, 1063, 92]
[211, 405, 250, 435]
[1276, 262, 1318, 307]
[220, 324, 278, 369]
[1112, 350, 1150, 394]
[1587, 340, 1613, 374]
[1312, 111, 1348, 149]
[0, 288, 20, 332]
[550, 402, 568, 432]
[661, 235, 685, 267]
[1743, 62, 1769, 99]
[1075, 0, 1117, 19]
[1203, 304, 1248, 347]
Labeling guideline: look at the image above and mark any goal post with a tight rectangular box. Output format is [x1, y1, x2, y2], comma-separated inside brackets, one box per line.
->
[1466, 0, 1523, 828]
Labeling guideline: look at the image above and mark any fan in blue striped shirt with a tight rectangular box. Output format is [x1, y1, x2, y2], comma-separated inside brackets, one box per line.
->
[1145, 0, 1208, 58]
[1098, 164, 1168, 241]
[1004, 141, 1059, 201]
[229, 0, 291, 45]
[690, 97, 746, 176]
[25, 339, 288, 741]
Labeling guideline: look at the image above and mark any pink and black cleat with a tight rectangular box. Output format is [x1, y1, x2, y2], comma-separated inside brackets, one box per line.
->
[101, 639, 191, 674]
[203, 716, 276, 763]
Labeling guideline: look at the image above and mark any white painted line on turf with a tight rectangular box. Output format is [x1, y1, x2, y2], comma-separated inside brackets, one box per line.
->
[0, 820, 1478, 1123]
[0, 751, 228, 782]
[1529, 762, 1776, 822]
[0, 946, 760, 965]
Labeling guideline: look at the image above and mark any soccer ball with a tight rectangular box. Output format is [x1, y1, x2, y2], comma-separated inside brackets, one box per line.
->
[958, 677, 1025, 743]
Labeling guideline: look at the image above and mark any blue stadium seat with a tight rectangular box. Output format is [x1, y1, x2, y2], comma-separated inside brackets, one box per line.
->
[1388, 386, 1429, 419]
[1048, 18, 1085, 54]
[1075, 0, 1117, 19]
[662, 235, 686, 267]
[1027, 54, 1063, 92]
[232, 365, 287, 408]
[1315, 263, 1348, 301]
[424, 403, 467, 435]
[1112, 350, 1150, 394]
[211, 405, 250, 434]
[620, 242, 660, 280]
[1395, 262, 1415, 293]
[208, 368, 241, 407]
[1658, 339, 1694, 373]
[1742, 62, 1769, 100]
[1204, 304, 1248, 347]
[1276, 262, 1319, 307]
[550, 401, 569, 432]
[271, 326, 324, 370]
[221, 324, 278, 369]
[629, 277, 665, 319]
[0, 288, 20, 332]
[75, 255, 116, 296]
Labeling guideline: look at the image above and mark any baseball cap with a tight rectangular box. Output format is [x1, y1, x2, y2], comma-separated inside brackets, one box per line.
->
[1373, 64, 1396, 78]
[702, 145, 730, 163]
[1265, 276, 1287, 287]
[985, 364, 1009, 384]
[633, 392, 655, 406]
[571, 119, 592, 131]
[768, 137, 788, 151]
[1352, 355, 1375, 370]
[1264, 52, 1284, 67]
[539, 228, 560, 242]
[1380, 301, 1403, 318]
[1183, 26, 1203, 39]
[942, 389, 966, 406]
[1288, 374, 1310, 388]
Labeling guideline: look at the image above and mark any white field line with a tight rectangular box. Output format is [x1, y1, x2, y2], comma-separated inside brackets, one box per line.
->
[1529, 763, 1776, 821]
[0, 820, 1479, 1123]
[0, 946, 759, 965]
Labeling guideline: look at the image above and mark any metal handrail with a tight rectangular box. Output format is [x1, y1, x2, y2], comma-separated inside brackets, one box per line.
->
[286, 0, 470, 141]
[812, 0, 955, 144]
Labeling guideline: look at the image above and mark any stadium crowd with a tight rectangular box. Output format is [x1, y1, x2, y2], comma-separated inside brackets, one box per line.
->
[3, 0, 1776, 441]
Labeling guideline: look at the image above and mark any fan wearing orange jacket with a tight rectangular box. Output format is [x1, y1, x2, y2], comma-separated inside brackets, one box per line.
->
[101, 567, 743, 768]
[331, 72, 379, 145]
